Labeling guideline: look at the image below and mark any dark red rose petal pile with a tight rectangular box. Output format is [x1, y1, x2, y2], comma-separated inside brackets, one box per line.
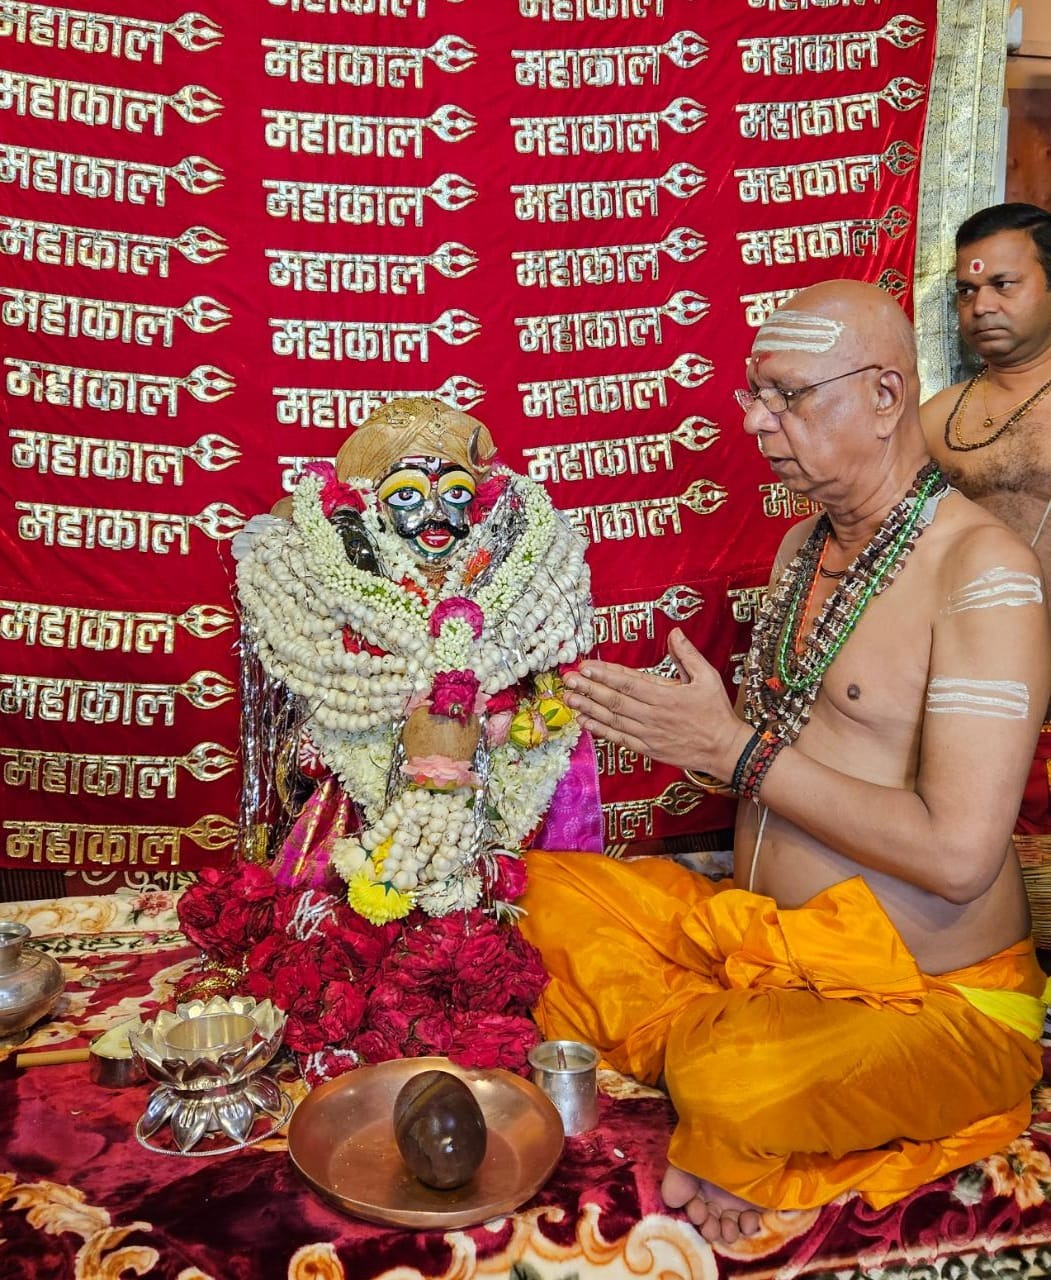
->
[176, 857, 548, 1085]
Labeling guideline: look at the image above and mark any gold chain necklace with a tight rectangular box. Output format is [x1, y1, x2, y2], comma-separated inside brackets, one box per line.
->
[945, 367, 1051, 452]
[981, 376, 1041, 426]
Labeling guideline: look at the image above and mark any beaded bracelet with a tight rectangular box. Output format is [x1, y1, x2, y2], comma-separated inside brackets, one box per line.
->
[740, 735, 786, 801]
[730, 730, 762, 794]
[737, 729, 773, 783]
[744, 738, 779, 790]
[683, 729, 765, 798]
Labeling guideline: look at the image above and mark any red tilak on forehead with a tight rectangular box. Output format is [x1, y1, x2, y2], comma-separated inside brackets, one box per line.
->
[969, 257, 984, 275]
[396, 455, 450, 477]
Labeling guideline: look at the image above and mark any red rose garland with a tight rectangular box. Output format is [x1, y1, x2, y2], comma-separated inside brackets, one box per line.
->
[176, 858, 548, 1085]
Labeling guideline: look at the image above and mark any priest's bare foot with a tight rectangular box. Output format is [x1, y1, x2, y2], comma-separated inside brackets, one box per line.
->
[660, 1166, 762, 1244]
[660, 1164, 703, 1209]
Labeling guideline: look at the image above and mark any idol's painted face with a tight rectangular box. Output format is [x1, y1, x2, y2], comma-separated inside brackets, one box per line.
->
[377, 455, 476, 562]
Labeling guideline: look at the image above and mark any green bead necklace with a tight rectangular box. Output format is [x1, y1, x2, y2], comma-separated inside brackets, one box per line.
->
[775, 464, 945, 693]
[745, 461, 947, 744]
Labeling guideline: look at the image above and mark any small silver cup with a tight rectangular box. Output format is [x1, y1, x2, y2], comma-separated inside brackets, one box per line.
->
[528, 1039, 599, 1136]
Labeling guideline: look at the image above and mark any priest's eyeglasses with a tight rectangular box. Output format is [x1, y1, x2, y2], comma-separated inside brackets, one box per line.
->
[733, 364, 882, 416]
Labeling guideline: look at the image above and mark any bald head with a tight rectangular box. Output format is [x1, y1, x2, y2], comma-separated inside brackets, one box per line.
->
[763, 280, 917, 384]
[746, 280, 928, 498]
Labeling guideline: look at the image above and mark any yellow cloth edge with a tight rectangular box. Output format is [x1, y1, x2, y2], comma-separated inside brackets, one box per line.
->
[949, 979, 1051, 1041]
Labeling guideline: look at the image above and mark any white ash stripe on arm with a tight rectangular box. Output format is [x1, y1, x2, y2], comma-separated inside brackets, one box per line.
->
[946, 568, 1044, 614]
[925, 677, 1030, 720]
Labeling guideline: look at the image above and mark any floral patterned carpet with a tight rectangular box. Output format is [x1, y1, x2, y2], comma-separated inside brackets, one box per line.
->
[2, 888, 1051, 1280]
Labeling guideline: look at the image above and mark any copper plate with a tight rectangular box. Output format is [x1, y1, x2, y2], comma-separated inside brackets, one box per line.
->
[287, 1056, 564, 1228]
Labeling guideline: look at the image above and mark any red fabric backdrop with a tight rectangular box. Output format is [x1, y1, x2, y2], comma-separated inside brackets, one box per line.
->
[0, 0, 938, 879]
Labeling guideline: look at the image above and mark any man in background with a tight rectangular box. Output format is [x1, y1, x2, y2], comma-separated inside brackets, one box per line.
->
[921, 202, 1051, 930]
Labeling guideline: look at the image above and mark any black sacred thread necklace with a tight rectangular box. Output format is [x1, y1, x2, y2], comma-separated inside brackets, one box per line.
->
[944, 367, 1051, 452]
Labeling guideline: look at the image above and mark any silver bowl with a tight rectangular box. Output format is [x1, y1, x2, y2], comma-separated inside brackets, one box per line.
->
[130, 996, 287, 1151]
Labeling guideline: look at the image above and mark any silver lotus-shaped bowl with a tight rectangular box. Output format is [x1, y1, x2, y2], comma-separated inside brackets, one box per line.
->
[130, 996, 289, 1152]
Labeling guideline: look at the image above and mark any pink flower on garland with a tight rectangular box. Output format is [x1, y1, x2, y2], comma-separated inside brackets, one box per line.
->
[430, 669, 480, 724]
[484, 686, 522, 746]
[485, 710, 513, 746]
[302, 461, 366, 516]
[429, 597, 484, 639]
[401, 755, 481, 790]
[485, 852, 529, 903]
[472, 472, 509, 520]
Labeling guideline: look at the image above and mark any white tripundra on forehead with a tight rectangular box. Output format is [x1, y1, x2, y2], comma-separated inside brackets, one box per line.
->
[753, 310, 844, 353]
[946, 567, 1044, 614]
[925, 677, 1029, 720]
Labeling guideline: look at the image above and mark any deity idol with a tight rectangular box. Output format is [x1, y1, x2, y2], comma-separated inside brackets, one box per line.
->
[233, 397, 602, 925]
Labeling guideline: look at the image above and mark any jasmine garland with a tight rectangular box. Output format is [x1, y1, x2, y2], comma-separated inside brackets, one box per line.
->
[235, 462, 594, 922]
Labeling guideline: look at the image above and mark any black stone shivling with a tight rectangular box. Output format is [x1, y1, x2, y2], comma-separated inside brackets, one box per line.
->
[393, 1069, 488, 1190]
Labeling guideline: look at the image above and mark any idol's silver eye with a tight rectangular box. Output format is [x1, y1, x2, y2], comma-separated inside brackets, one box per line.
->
[441, 483, 474, 510]
[384, 485, 427, 511]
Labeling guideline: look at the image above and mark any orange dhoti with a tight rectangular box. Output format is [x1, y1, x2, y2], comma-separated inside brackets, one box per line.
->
[520, 851, 1048, 1211]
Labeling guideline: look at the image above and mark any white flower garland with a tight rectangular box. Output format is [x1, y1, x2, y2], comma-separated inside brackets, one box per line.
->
[236, 466, 594, 917]
[237, 472, 592, 718]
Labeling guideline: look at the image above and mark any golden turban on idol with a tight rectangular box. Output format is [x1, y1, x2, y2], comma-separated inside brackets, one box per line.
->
[335, 397, 497, 485]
